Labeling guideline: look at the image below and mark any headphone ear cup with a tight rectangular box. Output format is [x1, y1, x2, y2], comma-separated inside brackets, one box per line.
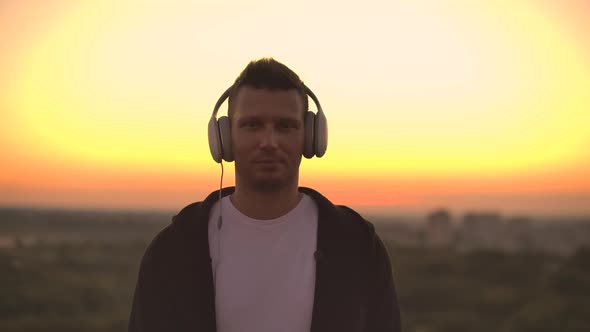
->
[303, 111, 315, 158]
[217, 116, 233, 162]
[208, 116, 223, 163]
[314, 111, 328, 157]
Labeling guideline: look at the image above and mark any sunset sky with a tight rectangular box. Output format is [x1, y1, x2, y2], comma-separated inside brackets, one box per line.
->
[2, 0, 589, 217]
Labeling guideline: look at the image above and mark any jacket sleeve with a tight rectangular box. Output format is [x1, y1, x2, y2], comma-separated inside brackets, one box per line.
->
[128, 232, 175, 332]
[366, 233, 402, 332]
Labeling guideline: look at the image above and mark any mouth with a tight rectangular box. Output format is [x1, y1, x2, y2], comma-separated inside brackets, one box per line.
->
[253, 158, 281, 164]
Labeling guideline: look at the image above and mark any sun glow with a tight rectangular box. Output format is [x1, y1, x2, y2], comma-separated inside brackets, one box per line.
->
[2, 0, 590, 214]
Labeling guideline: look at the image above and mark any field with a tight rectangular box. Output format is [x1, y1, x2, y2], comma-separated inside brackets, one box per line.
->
[0, 208, 589, 331]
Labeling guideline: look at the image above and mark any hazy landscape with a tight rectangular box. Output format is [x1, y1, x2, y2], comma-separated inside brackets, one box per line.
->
[1, 207, 589, 332]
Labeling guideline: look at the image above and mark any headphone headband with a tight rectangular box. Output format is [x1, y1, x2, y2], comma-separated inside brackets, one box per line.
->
[211, 87, 232, 120]
[211, 85, 324, 119]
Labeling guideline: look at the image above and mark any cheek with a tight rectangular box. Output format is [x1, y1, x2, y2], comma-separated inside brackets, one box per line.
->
[230, 136, 250, 162]
[285, 134, 305, 153]
[231, 131, 255, 148]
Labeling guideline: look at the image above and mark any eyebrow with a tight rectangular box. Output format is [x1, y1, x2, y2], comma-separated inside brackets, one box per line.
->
[236, 116, 262, 123]
[237, 115, 302, 122]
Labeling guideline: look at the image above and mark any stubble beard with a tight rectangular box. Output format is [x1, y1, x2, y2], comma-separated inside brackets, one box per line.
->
[246, 170, 298, 193]
[236, 162, 300, 194]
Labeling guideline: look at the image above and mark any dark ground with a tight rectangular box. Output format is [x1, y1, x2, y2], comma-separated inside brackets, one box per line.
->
[0, 208, 588, 332]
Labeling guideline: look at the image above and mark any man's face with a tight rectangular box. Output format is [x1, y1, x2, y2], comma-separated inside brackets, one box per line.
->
[230, 86, 305, 192]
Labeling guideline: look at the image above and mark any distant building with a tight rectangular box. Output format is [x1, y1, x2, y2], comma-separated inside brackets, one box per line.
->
[374, 222, 422, 248]
[374, 210, 590, 255]
[536, 221, 590, 256]
[458, 212, 503, 251]
[501, 217, 534, 252]
[425, 209, 454, 248]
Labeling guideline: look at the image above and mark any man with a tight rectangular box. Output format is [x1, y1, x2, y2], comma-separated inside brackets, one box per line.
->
[129, 58, 401, 332]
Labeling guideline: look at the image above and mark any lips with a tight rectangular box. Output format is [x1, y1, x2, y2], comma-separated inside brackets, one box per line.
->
[252, 155, 284, 167]
[253, 158, 281, 164]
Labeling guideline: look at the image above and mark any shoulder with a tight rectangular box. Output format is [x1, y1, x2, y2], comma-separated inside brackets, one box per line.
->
[333, 204, 376, 235]
[332, 204, 381, 251]
[143, 201, 207, 263]
[301, 187, 376, 232]
[171, 201, 204, 227]
[300, 187, 380, 250]
[146, 188, 235, 256]
[334, 204, 375, 229]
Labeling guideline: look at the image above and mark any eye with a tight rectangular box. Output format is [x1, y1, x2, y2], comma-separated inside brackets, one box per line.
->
[278, 120, 298, 129]
[241, 120, 261, 129]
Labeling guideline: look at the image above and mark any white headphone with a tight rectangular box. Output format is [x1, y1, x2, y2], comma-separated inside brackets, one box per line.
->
[207, 85, 328, 163]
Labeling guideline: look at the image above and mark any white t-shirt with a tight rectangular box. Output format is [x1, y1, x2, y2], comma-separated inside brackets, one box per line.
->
[208, 194, 318, 332]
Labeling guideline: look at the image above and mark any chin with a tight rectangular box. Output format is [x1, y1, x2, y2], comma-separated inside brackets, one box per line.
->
[236, 167, 298, 192]
[252, 180, 288, 193]
[251, 173, 297, 192]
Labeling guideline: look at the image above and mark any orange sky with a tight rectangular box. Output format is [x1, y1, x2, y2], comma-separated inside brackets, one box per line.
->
[1, 0, 590, 216]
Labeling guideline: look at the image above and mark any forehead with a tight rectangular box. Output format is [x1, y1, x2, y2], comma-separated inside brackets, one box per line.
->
[232, 86, 305, 120]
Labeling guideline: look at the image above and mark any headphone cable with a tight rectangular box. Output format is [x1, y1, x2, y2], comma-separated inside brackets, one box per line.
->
[214, 160, 224, 285]
[218, 160, 224, 229]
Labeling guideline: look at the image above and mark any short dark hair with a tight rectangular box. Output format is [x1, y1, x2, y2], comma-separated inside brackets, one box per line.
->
[228, 58, 309, 117]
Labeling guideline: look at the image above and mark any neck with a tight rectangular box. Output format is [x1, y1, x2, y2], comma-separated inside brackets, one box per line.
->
[231, 182, 302, 220]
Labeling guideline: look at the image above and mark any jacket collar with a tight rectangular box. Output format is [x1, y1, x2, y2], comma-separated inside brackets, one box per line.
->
[198, 186, 338, 216]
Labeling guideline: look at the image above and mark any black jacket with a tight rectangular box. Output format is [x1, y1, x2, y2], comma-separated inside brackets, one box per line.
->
[129, 187, 401, 331]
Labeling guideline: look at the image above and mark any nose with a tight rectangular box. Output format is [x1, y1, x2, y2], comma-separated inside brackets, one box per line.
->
[259, 126, 278, 150]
